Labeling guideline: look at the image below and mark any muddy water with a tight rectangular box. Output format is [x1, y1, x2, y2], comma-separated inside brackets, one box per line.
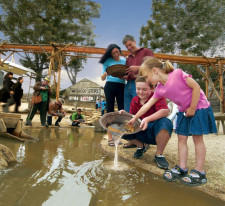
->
[0, 127, 224, 206]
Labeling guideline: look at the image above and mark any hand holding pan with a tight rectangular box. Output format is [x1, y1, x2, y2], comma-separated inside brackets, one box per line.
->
[99, 111, 142, 135]
[106, 64, 128, 78]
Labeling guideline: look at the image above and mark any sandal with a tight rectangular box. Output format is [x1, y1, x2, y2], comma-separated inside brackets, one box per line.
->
[108, 140, 115, 146]
[163, 165, 188, 182]
[180, 169, 207, 186]
[123, 143, 137, 148]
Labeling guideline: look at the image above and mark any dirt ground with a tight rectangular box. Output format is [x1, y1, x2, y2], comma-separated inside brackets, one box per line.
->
[2, 102, 225, 202]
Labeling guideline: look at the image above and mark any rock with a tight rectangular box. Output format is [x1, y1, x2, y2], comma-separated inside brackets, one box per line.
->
[93, 120, 106, 132]
[0, 144, 17, 169]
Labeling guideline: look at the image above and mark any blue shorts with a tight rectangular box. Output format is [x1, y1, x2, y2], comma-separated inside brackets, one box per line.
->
[175, 106, 217, 136]
[122, 117, 173, 145]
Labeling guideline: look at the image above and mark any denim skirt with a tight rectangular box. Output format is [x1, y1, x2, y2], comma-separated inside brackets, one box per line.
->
[175, 106, 217, 136]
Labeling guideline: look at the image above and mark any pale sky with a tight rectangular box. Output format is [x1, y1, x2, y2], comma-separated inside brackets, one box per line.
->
[64, 0, 153, 89]
[1, 0, 153, 93]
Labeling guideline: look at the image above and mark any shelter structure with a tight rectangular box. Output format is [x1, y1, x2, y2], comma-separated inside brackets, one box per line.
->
[0, 42, 224, 113]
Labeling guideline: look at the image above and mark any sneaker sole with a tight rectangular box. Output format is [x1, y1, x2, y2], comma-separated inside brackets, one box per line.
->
[133, 154, 144, 159]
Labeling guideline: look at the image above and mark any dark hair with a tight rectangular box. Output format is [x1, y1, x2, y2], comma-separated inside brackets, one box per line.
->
[77, 108, 82, 112]
[4, 72, 13, 79]
[17, 77, 23, 82]
[99, 44, 122, 64]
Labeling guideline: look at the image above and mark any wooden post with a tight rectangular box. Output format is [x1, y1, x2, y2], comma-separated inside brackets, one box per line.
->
[48, 47, 55, 77]
[205, 66, 209, 98]
[56, 52, 62, 101]
[218, 60, 224, 113]
[27, 74, 32, 101]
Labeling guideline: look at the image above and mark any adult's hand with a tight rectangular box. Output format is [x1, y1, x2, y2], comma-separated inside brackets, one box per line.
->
[125, 66, 139, 74]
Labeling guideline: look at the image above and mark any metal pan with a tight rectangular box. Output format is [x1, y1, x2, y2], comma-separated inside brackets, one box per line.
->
[99, 111, 142, 135]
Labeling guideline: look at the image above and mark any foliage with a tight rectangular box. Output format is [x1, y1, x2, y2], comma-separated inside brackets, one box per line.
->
[140, 0, 225, 56]
[140, 0, 225, 91]
[64, 55, 87, 85]
[0, 0, 100, 82]
[50, 86, 68, 99]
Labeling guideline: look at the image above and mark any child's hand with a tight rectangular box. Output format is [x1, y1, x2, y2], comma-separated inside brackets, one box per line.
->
[185, 107, 195, 117]
[126, 117, 136, 126]
[140, 118, 148, 130]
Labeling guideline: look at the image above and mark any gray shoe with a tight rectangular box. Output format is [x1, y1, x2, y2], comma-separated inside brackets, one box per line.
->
[133, 144, 150, 159]
[154, 155, 169, 170]
[2, 104, 8, 113]
[25, 121, 32, 126]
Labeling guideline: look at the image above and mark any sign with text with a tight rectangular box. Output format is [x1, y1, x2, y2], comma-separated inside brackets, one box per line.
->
[72, 88, 100, 95]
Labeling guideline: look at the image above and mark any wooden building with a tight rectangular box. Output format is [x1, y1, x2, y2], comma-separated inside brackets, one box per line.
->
[67, 78, 104, 108]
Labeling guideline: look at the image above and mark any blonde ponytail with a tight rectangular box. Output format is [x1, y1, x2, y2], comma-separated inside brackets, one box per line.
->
[164, 60, 175, 74]
[139, 57, 175, 77]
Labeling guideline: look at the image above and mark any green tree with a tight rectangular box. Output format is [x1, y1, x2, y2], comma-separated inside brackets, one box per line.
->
[0, 0, 100, 82]
[140, 0, 225, 56]
[64, 55, 86, 85]
[140, 0, 225, 91]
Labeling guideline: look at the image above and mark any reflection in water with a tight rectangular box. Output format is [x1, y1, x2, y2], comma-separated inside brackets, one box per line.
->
[16, 144, 26, 162]
[0, 127, 224, 206]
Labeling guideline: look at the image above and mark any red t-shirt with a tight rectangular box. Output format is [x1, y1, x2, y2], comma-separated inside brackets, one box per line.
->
[129, 93, 168, 120]
[126, 47, 154, 80]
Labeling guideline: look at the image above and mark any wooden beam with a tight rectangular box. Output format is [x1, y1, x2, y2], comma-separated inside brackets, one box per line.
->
[0, 52, 15, 66]
[1, 43, 225, 66]
[194, 65, 222, 102]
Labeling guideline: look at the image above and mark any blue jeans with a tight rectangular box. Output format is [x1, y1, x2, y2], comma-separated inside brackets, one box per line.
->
[124, 80, 137, 112]
[122, 118, 173, 145]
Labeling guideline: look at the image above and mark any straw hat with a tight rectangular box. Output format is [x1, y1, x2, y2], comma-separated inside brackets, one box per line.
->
[44, 77, 50, 82]
[57, 98, 65, 105]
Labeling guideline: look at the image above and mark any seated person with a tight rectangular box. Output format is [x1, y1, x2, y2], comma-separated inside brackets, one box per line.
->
[122, 76, 173, 170]
[71, 108, 85, 127]
[47, 98, 66, 126]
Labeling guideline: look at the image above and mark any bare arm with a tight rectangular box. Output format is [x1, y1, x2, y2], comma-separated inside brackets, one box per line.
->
[101, 72, 108, 81]
[127, 97, 159, 125]
[185, 77, 200, 117]
[145, 108, 169, 122]
[141, 108, 169, 130]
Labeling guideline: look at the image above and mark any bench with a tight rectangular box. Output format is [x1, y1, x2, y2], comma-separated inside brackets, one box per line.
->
[214, 113, 225, 135]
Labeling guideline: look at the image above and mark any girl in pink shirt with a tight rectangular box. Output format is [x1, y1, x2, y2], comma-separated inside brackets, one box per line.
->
[128, 57, 217, 186]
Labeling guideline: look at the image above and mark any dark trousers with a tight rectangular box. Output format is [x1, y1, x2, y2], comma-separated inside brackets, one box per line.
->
[72, 121, 80, 126]
[47, 115, 62, 125]
[3, 97, 15, 112]
[27, 102, 47, 125]
[104, 82, 125, 113]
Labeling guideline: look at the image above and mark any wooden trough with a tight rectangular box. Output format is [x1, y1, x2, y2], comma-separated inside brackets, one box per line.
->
[0, 113, 38, 142]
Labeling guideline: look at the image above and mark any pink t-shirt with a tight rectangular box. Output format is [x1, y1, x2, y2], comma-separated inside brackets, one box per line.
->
[153, 69, 210, 112]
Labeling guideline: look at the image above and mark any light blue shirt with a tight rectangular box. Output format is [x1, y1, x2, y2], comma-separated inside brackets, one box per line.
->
[102, 57, 126, 84]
